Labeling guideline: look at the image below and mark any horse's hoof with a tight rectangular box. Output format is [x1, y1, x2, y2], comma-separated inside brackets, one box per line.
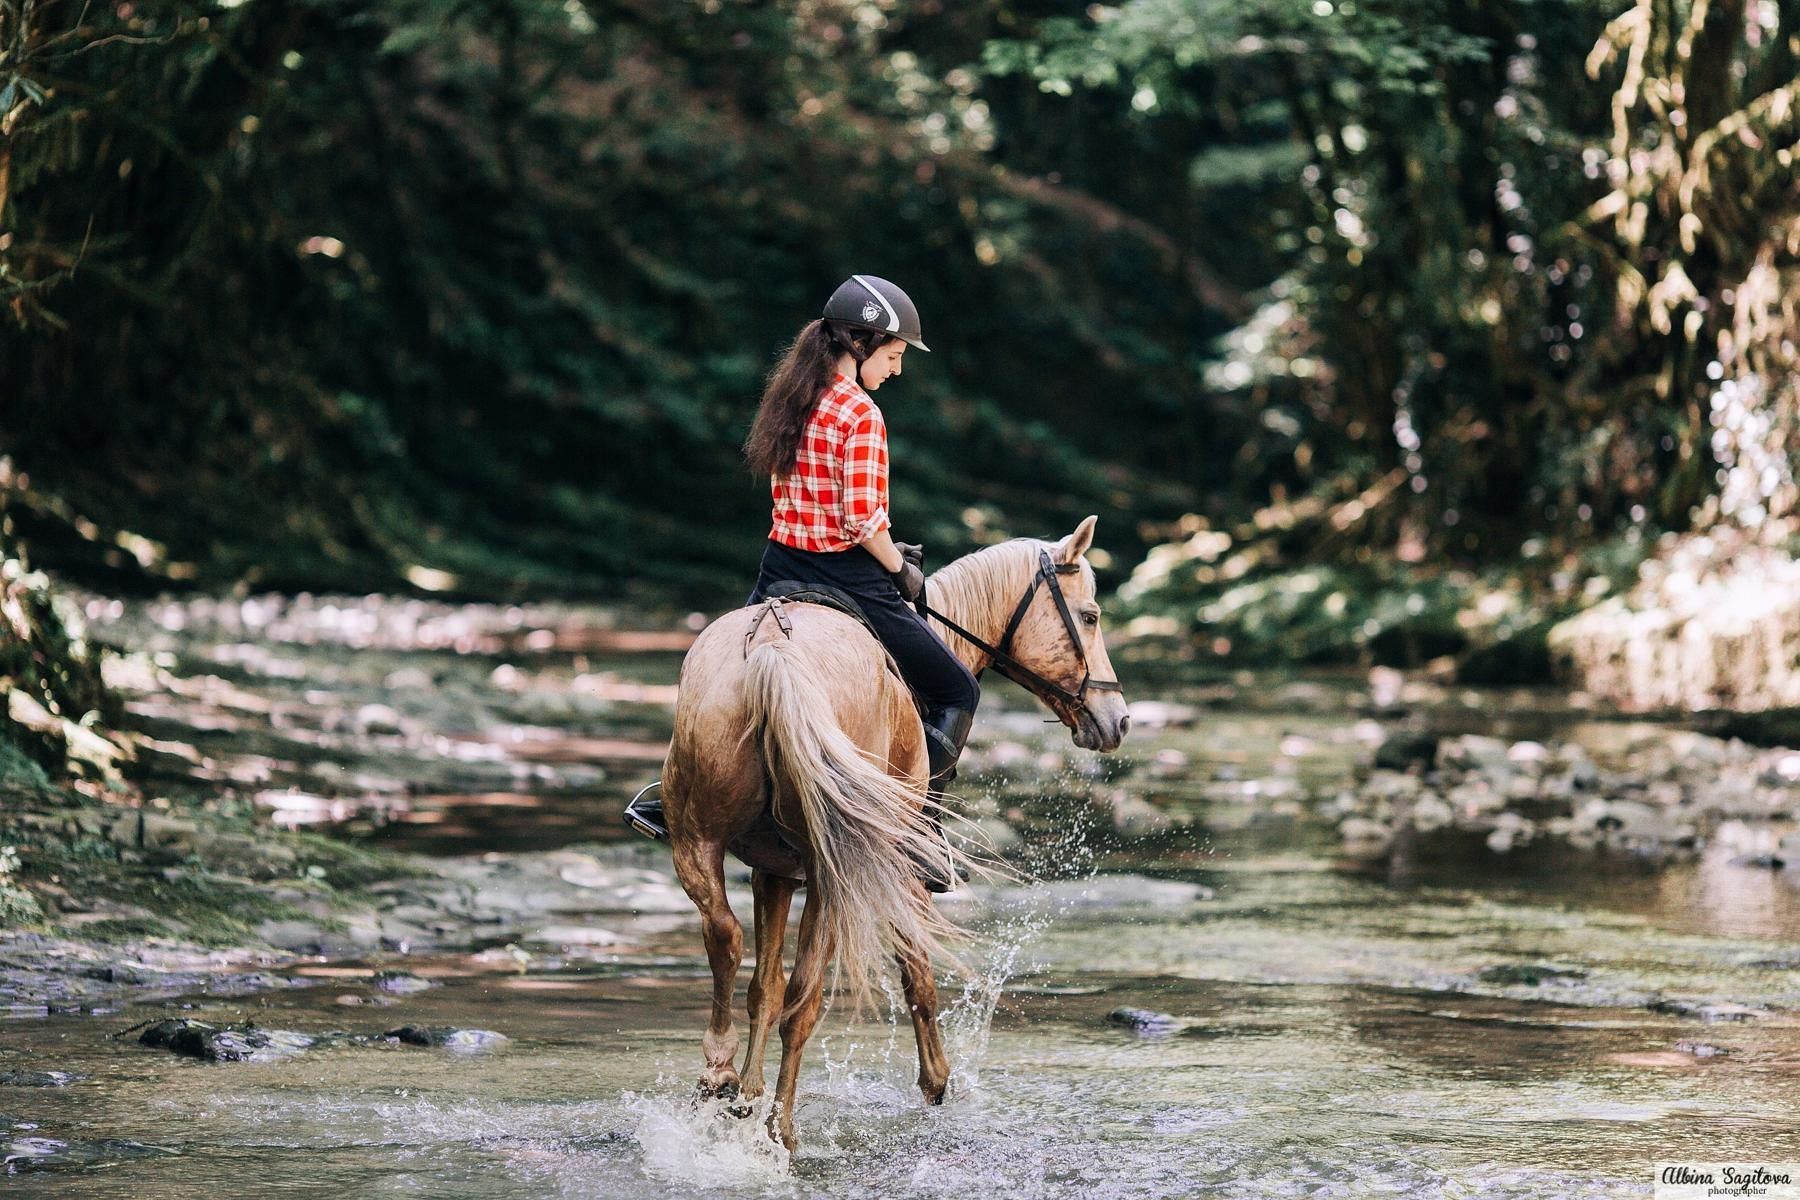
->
[694, 1077, 741, 1105]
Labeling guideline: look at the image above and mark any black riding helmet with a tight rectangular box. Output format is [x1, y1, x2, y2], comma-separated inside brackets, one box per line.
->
[822, 275, 930, 353]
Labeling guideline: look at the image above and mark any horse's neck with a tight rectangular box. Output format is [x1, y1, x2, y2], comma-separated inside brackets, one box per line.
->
[925, 547, 1029, 676]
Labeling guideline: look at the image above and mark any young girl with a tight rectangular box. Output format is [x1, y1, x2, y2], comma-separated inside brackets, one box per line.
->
[629, 276, 978, 889]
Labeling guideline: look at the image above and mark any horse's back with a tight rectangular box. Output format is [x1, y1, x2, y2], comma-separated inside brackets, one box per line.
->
[665, 604, 908, 837]
[678, 603, 891, 715]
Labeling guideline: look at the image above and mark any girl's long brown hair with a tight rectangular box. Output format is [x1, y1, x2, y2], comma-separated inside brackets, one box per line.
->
[743, 319, 891, 477]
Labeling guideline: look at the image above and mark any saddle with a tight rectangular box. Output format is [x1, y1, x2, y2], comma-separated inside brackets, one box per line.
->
[744, 581, 921, 714]
[755, 580, 881, 640]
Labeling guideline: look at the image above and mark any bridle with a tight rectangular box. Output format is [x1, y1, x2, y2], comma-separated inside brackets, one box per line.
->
[920, 549, 1124, 713]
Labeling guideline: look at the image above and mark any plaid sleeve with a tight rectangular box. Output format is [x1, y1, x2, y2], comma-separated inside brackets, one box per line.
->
[840, 405, 890, 543]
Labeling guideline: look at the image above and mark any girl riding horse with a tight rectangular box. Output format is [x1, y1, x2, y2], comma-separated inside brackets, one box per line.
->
[630, 276, 978, 890]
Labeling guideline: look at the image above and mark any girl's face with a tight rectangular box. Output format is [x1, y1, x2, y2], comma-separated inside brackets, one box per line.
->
[857, 339, 906, 391]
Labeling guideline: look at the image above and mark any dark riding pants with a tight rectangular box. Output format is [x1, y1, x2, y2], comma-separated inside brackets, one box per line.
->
[748, 540, 981, 716]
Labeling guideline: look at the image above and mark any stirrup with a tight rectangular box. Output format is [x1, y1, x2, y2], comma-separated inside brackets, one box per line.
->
[624, 780, 667, 842]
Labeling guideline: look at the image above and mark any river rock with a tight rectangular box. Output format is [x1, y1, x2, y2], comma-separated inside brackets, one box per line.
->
[3, 1133, 178, 1173]
[0, 1071, 80, 1087]
[1485, 814, 1534, 854]
[1574, 799, 1680, 849]
[372, 970, 435, 994]
[1362, 769, 1423, 802]
[1673, 1040, 1731, 1057]
[384, 1025, 508, 1049]
[1445, 779, 1505, 817]
[1106, 1008, 1184, 1035]
[1479, 963, 1588, 986]
[1646, 998, 1766, 1022]
[1373, 732, 1439, 772]
[138, 1019, 314, 1062]
[1442, 735, 1513, 774]
[1338, 817, 1394, 857]
[1409, 795, 1454, 833]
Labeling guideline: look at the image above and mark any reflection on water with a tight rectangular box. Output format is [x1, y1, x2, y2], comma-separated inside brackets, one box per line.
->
[9, 596, 1794, 1195]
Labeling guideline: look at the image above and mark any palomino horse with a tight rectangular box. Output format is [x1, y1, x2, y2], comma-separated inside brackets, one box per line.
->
[662, 515, 1130, 1150]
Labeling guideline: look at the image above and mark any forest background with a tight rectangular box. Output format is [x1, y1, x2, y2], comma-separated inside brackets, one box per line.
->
[5, 0, 1800, 785]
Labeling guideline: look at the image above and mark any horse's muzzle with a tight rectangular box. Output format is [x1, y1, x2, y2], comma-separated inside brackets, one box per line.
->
[1070, 701, 1130, 752]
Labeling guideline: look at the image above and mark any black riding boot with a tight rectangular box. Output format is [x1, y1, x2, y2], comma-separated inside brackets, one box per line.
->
[623, 782, 667, 842]
[913, 707, 975, 893]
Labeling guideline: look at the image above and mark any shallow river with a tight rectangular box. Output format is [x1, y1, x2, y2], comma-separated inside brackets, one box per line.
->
[4, 599, 1798, 1196]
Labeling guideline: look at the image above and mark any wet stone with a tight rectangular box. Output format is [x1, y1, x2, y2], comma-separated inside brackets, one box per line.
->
[1374, 731, 1439, 772]
[372, 970, 434, 995]
[1646, 998, 1767, 1022]
[1479, 964, 1589, 987]
[0, 1071, 80, 1087]
[1673, 1040, 1731, 1057]
[138, 1019, 314, 1062]
[3, 1133, 179, 1173]
[383, 1025, 508, 1049]
[1106, 1008, 1184, 1035]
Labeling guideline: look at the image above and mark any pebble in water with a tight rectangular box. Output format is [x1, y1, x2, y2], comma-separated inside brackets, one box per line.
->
[1106, 1007, 1185, 1035]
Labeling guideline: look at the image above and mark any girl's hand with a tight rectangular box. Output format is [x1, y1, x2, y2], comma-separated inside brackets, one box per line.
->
[890, 561, 925, 602]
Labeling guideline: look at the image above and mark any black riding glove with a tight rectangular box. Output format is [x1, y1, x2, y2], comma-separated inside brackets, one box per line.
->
[895, 541, 925, 571]
[890, 560, 925, 602]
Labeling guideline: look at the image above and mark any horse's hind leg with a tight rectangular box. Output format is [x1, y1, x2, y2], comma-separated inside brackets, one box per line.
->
[769, 888, 833, 1151]
[739, 869, 796, 1100]
[897, 930, 950, 1105]
[671, 837, 742, 1098]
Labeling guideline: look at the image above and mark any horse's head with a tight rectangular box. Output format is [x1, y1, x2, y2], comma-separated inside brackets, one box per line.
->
[1008, 516, 1131, 753]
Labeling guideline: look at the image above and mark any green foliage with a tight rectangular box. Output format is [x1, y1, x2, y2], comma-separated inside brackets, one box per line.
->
[1, 0, 1169, 603]
[0, 0, 1794, 650]
[993, 0, 1800, 569]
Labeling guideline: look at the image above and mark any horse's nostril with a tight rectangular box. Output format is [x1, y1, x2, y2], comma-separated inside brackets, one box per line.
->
[1118, 714, 1132, 738]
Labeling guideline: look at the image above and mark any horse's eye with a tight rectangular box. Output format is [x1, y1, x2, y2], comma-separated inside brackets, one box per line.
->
[1083, 612, 1099, 626]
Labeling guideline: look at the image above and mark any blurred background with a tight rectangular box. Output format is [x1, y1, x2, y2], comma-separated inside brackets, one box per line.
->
[1, 0, 1789, 625]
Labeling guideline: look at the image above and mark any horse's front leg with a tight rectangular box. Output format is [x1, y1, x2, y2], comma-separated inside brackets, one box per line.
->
[740, 869, 796, 1100]
[671, 837, 743, 1099]
[897, 921, 950, 1105]
[769, 888, 833, 1151]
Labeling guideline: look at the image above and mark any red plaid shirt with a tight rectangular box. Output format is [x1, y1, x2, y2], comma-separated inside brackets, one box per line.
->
[768, 372, 891, 551]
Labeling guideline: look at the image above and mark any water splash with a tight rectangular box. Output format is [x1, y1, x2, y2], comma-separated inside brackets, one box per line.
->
[623, 1089, 794, 1191]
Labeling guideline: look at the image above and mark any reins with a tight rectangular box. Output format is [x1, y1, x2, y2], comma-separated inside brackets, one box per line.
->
[920, 548, 1123, 712]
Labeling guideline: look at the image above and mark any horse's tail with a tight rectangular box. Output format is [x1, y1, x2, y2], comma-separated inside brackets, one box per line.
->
[742, 637, 964, 1012]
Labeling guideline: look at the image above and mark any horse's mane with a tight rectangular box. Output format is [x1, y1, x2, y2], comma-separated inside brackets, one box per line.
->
[928, 536, 1091, 633]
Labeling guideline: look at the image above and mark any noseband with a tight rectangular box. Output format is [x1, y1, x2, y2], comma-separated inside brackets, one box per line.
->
[922, 550, 1124, 713]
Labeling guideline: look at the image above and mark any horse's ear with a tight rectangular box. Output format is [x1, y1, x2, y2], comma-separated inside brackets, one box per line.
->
[1057, 515, 1098, 563]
